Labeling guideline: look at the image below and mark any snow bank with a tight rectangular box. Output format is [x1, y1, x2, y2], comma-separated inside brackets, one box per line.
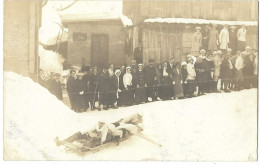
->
[144, 18, 258, 26]
[4, 72, 257, 161]
[39, 46, 64, 73]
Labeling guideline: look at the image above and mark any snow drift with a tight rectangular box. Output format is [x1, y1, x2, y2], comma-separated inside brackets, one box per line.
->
[4, 72, 257, 161]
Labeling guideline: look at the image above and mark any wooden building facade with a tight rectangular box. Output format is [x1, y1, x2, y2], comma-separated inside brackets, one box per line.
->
[123, 0, 258, 64]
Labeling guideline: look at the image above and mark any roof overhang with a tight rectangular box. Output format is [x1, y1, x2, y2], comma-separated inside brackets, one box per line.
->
[61, 14, 133, 27]
[144, 18, 258, 26]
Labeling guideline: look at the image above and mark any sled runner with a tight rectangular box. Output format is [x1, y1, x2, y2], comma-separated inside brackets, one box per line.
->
[55, 130, 134, 156]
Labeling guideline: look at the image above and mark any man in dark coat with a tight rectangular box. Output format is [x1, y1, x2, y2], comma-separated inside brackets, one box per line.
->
[98, 67, 109, 110]
[89, 67, 99, 110]
[133, 64, 147, 104]
[205, 52, 215, 92]
[194, 53, 211, 96]
[107, 67, 118, 109]
[49, 73, 63, 100]
[229, 26, 237, 55]
[220, 53, 233, 92]
[74, 73, 88, 112]
[144, 59, 157, 101]
[133, 43, 143, 64]
[67, 70, 77, 110]
[202, 25, 210, 51]
[82, 66, 90, 110]
[243, 53, 254, 89]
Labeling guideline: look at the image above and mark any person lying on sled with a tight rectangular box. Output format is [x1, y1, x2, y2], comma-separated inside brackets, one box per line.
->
[55, 120, 123, 147]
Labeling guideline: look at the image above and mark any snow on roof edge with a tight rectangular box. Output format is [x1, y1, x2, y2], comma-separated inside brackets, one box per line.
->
[144, 18, 258, 26]
[120, 14, 133, 27]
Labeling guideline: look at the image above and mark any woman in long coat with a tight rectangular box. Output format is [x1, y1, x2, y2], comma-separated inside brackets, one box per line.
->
[220, 53, 233, 92]
[219, 25, 229, 53]
[186, 58, 197, 97]
[229, 26, 237, 54]
[191, 27, 202, 57]
[107, 68, 118, 109]
[74, 73, 87, 112]
[155, 63, 162, 99]
[213, 51, 222, 92]
[208, 24, 219, 52]
[160, 61, 172, 100]
[89, 67, 99, 110]
[121, 67, 134, 106]
[133, 64, 147, 104]
[171, 62, 184, 99]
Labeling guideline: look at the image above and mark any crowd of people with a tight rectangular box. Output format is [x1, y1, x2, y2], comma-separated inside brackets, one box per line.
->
[38, 46, 257, 113]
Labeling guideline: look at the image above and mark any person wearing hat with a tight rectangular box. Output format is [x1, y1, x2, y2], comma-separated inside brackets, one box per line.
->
[98, 66, 109, 110]
[66, 69, 78, 110]
[133, 64, 147, 104]
[229, 26, 237, 54]
[48, 73, 63, 101]
[171, 62, 184, 99]
[191, 26, 202, 57]
[219, 24, 229, 54]
[243, 50, 254, 89]
[81, 66, 91, 110]
[234, 52, 245, 90]
[89, 67, 99, 110]
[181, 61, 188, 97]
[186, 57, 197, 97]
[202, 25, 210, 51]
[220, 52, 233, 92]
[205, 52, 215, 92]
[106, 66, 119, 109]
[237, 25, 247, 51]
[160, 61, 172, 100]
[144, 59, 157, 102]
[133, 43, 143, 65]
[212, 51, 222, 92]
[208, 24, 219, 52]
[73, 72, 87, 112]
[121, 67, 134, 106]
[194, 51, 211, 96]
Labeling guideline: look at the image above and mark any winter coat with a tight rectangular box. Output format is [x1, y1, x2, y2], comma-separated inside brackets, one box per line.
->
[219, 28, 229, 49]
[208, 29, 219, 51]
[220, 58, 233, 79]
[191, 32, 202, 52]
[229, 31, 237, 53]
[187, 63, 196, 80]
[213, 55, 222, 78]
[144, 65, 156, 85]
[202, 29, 210, 50]
[243, 56, 254, 76]
[235, 56, 244, 71]
[98, 72, 109, 92]
[237, 28, 247, 41]
[123, 73, 133, 89]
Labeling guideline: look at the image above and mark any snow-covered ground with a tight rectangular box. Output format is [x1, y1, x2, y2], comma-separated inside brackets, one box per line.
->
[4, 72, 257, 161]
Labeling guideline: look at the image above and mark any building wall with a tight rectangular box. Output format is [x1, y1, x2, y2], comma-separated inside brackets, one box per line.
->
[4, 0, 40, 77]
[67, 21, 126, 66]
[124, 0, 258, 24]
[142, 24, 258, 64]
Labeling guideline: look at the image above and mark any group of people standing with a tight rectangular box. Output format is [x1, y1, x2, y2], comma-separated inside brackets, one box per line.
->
[191, 24, 247, 56]
[37, 23, 257, 113]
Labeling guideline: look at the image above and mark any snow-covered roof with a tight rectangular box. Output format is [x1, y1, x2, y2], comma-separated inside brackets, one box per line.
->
[144, 18, 258, 26]
[61, 14, 133, 27]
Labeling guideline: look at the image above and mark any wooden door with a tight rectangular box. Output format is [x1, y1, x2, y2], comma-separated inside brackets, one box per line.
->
[91, 34, 109, 66]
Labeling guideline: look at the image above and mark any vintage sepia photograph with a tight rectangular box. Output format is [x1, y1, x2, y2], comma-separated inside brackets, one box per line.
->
[3, 0, 258, 161]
